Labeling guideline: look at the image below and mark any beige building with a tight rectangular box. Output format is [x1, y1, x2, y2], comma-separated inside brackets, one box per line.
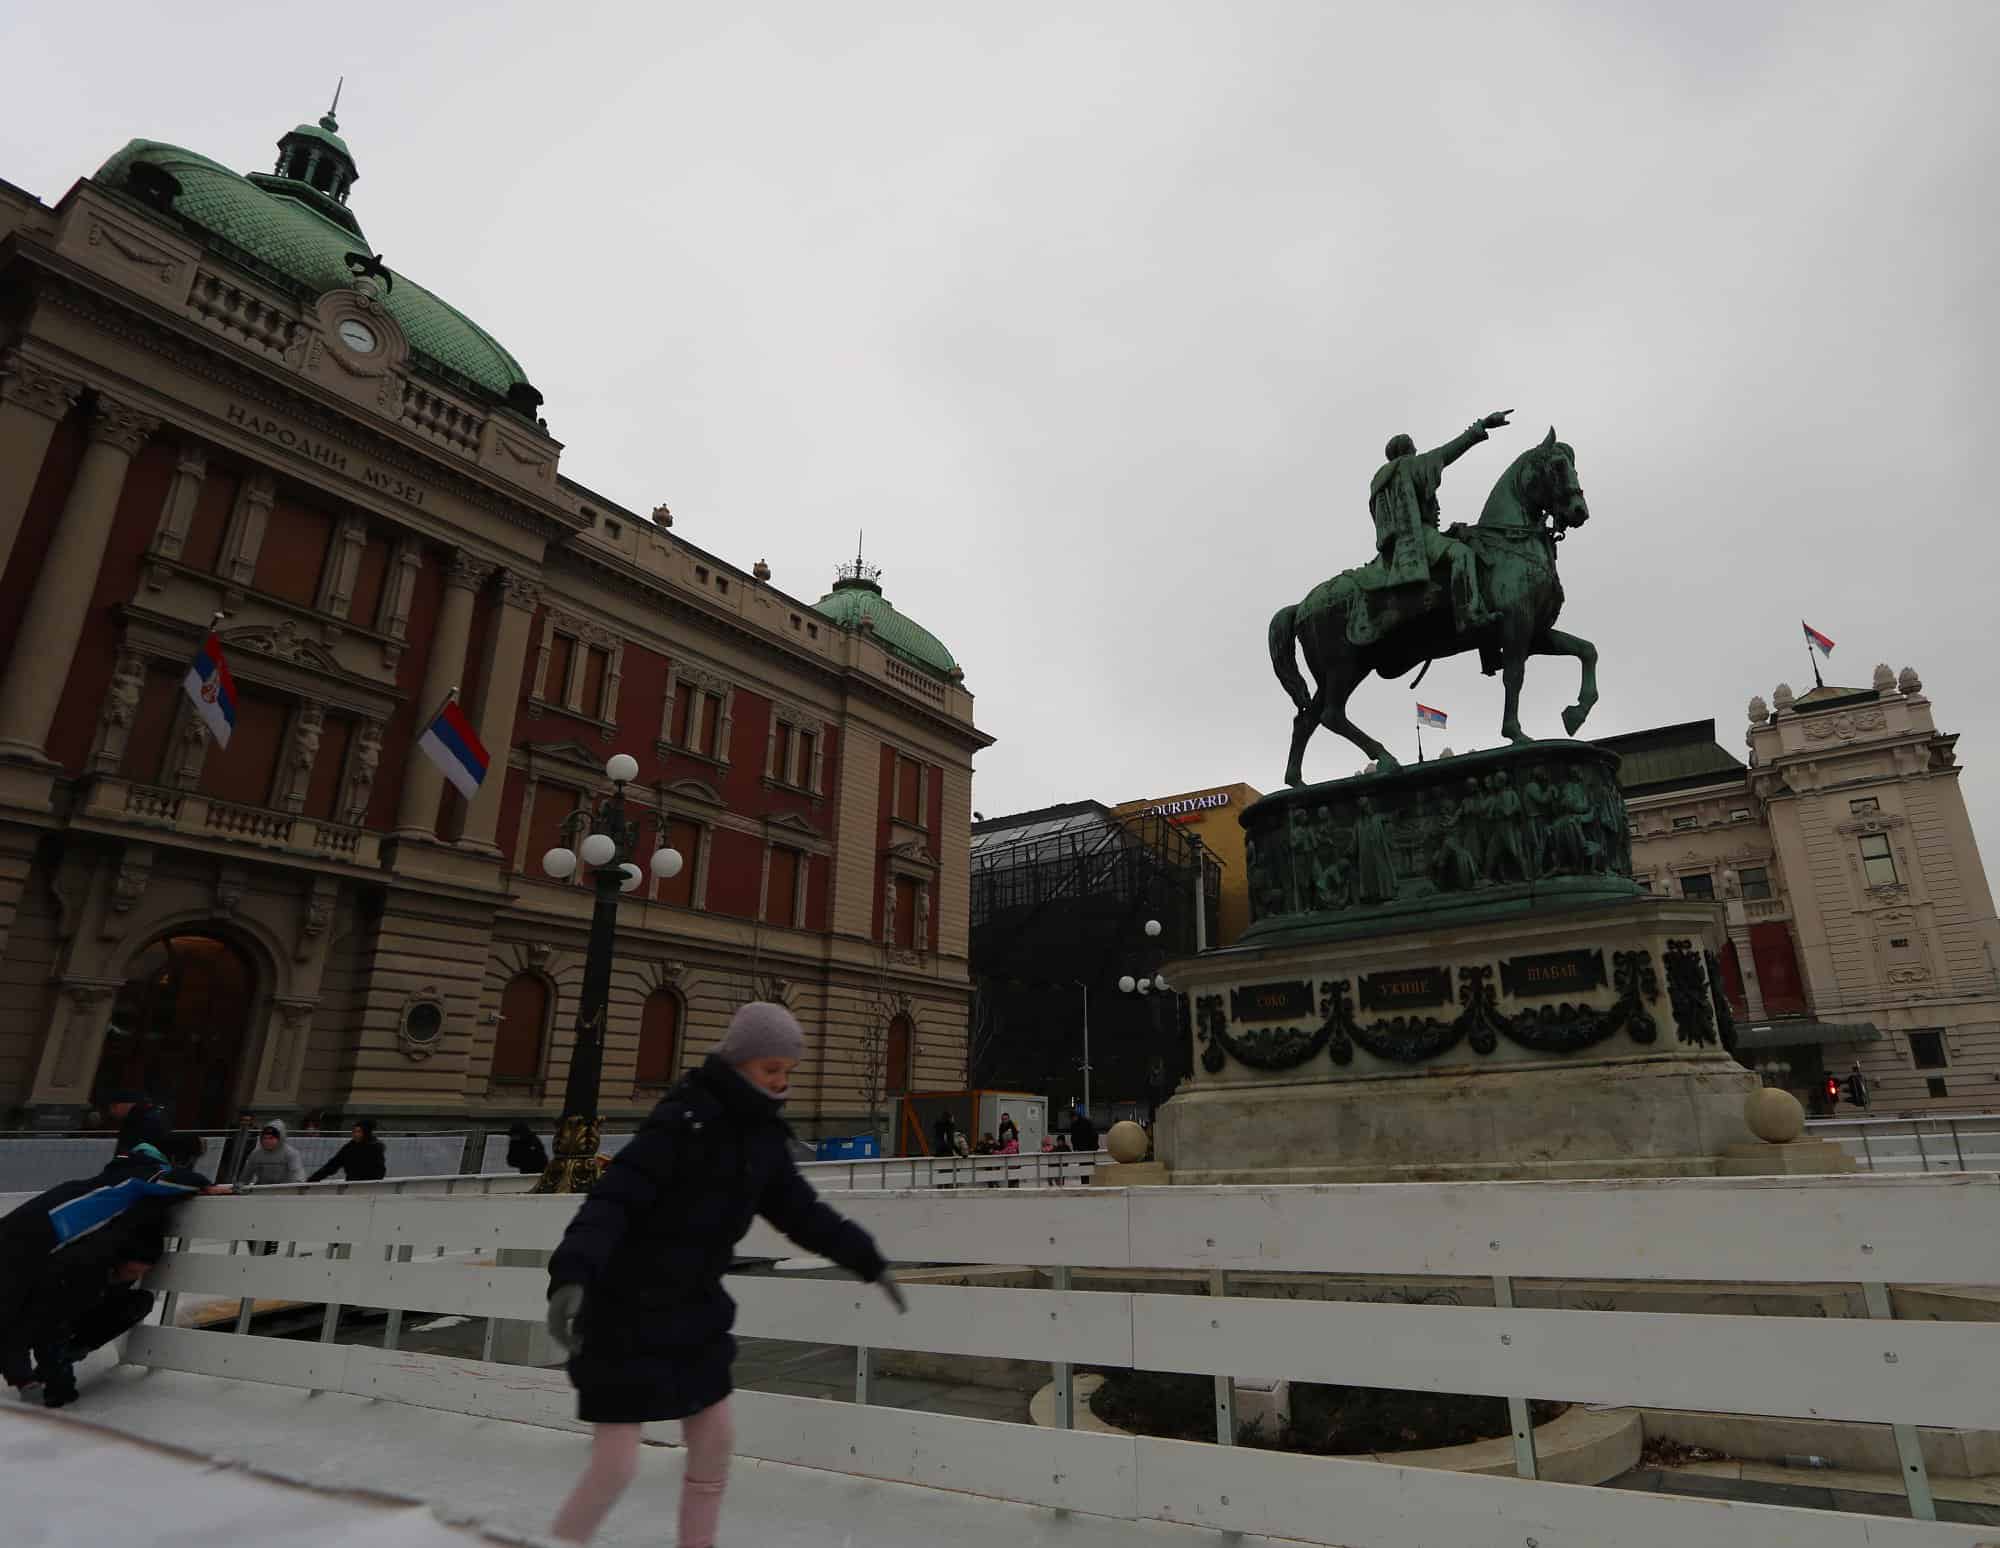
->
[1109, 783, 1262, 945]
[0, 111, 988, 1136]
[1596, 667, 2000, 1116]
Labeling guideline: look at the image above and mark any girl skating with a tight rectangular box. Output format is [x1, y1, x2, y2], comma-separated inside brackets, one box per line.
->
[545, 1002, 905, 1545]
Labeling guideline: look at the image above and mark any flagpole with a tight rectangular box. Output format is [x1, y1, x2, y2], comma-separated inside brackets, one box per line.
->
[1800, 622, 1824, 690]
[1416, 721, 1425, 764]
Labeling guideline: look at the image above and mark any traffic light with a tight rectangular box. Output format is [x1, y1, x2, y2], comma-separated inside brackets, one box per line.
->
[1824, 1074, 1841, 1107]
[1846, 1069, 1870, 1108]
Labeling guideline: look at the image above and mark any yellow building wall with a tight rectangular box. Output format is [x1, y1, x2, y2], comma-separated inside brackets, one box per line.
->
[1111, 782, 1264, 946]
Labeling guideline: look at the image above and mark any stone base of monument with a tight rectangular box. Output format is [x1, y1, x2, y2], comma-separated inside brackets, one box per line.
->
[1713, 1138, 1856, 1177]
[1158, 886, 1757, 1185]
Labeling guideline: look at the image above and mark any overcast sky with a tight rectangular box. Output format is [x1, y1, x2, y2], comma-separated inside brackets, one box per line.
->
[8, 3, 1997, 855]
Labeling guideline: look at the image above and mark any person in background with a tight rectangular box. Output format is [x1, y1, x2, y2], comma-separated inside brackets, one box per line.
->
[542, 1002, 903, 1546]
[931, 1109, 960, 1158]
[217, 1111, 258, 1183]
[237, 1120, 305, 1253]
[507, 1121, 549, 1174]
[1069, 1104, 1100, 1154]
[309, 1117, 388, 1182]
[1, 1142, 224, 1407]
[996, 1111, 1019, 1150]
[103, 1089, 169, 1160]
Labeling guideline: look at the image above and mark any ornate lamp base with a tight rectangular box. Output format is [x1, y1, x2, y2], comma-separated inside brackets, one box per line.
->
[533, 1113, 606, 1194]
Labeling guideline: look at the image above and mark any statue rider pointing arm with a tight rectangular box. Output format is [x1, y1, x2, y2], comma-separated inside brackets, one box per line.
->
[1367, 410, 1511, 632]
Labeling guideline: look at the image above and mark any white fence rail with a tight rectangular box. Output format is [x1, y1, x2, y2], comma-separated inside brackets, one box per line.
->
[122, 1173, 2000, 1547]
[1809, 1113, 2000, 1174]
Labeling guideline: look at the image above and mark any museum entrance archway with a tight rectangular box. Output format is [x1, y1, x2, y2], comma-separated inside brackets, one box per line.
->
[96, 932, 257, 1129]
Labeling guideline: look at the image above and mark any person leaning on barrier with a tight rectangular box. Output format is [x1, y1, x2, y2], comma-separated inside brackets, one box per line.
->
[236, 1119, 305, 1254]
[103, 1088, 170, 1160]
[309, 1117, 388, 1182]
[0, 1140, 230, 1407]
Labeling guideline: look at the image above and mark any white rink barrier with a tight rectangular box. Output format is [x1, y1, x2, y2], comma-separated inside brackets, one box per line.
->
[1809, 1113, 2000, 1174]
[128, 1173, 2000, 1548]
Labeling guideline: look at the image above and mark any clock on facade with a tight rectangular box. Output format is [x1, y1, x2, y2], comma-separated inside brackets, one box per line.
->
[336, 318, 378, 353]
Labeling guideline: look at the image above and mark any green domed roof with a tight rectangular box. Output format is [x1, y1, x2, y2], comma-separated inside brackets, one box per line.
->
[93, 135, 537, 408]
[813, 573, 959, 678]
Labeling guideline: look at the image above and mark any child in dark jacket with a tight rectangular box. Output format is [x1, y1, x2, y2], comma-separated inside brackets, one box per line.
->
[308, 1118, 388, 1182]
[544, 1002, 904, 1545]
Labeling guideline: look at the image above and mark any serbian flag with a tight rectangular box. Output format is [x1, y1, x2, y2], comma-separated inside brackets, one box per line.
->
[417, 698, 490, 800]
[181, 633, 237, 748]
[1415, 703, 1448, 729]
[1803, 621, 1836, 658]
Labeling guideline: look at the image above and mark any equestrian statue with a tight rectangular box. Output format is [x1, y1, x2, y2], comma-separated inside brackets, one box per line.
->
[1270, 411, 1597, 787]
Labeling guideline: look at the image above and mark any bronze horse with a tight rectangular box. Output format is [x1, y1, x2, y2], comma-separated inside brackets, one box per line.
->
[1270, 429, 1596, 786]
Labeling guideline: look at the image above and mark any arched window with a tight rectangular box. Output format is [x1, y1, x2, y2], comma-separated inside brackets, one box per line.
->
[98, 933, 255, 1129]
[636, 989, 681, 1086]
[494, 974, 550, 1082]
[884, 1013, 914, 1097]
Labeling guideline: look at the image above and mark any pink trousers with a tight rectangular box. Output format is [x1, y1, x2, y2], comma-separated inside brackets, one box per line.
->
[551, 1399, 734, 1545]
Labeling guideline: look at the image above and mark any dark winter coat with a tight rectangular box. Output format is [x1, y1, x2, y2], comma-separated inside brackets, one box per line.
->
[308, 1138, 388, 1182]
[1069, 1112, 1100, 1152]
[0, 1153, 208, 1388]
[112, 1101, 170, 1160]
[506, 1128, 547, 1174]
[548, 1055, 887, 1423]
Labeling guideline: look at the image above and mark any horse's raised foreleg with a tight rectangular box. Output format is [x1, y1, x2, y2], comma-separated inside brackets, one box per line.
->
[1534, 627, 1600, 735]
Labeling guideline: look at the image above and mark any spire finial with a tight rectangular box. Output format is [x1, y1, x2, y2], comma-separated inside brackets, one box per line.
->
[834, 529, 882, 588]
[323, 77, 344, 131]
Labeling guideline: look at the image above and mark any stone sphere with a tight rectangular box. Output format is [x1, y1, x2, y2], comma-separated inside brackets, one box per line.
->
[1744, 1086, 1806, 1145]
[1105, 1120, 1149, 1164]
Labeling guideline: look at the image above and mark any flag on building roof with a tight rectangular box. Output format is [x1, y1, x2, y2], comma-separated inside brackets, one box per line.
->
[418, 697, 490, 800]
[1802, 621, 1836, 657]
[181, 633, 237, 748]
[1415, 703, 1448, 729]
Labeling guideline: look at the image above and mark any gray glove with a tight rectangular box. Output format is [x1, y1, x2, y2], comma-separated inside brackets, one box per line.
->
[879, 1270, 908, 1315]
[547, 1283, 585, 1351]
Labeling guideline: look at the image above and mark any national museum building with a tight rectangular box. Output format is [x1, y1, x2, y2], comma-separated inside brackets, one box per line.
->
[0, 111, 987, 1133]
[1598, 670, 2000, 1116]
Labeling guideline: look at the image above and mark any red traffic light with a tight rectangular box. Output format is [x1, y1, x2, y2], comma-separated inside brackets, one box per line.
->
[1824, 1075, 1841, 1103]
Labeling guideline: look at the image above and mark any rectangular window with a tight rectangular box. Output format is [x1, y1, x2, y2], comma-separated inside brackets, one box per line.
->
[891, 876, 919, 948]
[1739, 866, 1772, 900]
[253, 496, 335, 607]
[300, 714, 355, 821]
[1850, 796, 1880, 815]
[198, 688, 285, 808]
[1908, 1031, 1947, 1069]
[182, 468, 239, 574]
[774, 722, 796, 782]
[120, 666, 185, 785]
[795, 729, 817, 789]
[1671, 815, 1699, 832]
[1730, 808, 1752, 822]
[347, 532, 392, 628]
[657, 817, 702, 908]
[671, 680, 697, 746]
[1680, 873, 1715, 899]
[525, 784, 581, 875]
[699, 692, 723, 756]
[545, 633, 577, 706]
[580, 646, 610, 719]
[1927, 1076, 1949, 1099]
[765, 845, 802, 927]
[894, 756, 922, 823]
[1859, 832, 1898, 887]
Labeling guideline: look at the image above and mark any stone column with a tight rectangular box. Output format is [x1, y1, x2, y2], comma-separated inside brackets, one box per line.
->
[393, 550, 492, 839]
[0, 396, 159, 764]
[0, 352, 82, 582]
[458, 571, 539, 854]
[143, 444, 209, 591]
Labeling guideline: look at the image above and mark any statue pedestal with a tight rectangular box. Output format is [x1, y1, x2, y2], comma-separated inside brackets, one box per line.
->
[1157, 885, 1757, 1184]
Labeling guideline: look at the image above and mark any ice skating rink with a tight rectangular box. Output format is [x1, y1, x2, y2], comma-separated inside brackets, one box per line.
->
[1, 1352, 1287, 1547]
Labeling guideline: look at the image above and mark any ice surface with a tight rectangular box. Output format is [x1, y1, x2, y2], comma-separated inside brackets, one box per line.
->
[0, 1349, 1283, 1546]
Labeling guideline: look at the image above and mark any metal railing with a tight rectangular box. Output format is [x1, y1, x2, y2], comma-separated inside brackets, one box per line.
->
[119, 1172, 2000, 1546]
[1808, 1112, 2000, 1173]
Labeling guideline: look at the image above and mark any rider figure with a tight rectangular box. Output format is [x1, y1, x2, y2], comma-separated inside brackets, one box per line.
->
[1368, 410, 1511, 632]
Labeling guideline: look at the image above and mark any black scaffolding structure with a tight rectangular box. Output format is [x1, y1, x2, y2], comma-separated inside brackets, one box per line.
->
[969, 801, 1221, 1122]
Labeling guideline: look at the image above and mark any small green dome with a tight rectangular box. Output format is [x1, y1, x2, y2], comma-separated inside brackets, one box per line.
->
[93, 132, 539, 411]
[813, 572, 959, 678]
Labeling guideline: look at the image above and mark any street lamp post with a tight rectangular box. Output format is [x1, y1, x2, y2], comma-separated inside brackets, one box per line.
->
[533, 752, 683, 1194]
